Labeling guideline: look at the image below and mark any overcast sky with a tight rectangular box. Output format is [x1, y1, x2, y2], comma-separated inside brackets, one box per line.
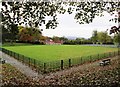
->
[0, 2, 118, 39]
[42, 11, 118, 38]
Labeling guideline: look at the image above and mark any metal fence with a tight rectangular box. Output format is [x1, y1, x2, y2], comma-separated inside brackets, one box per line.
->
[1, 48, 120, 74]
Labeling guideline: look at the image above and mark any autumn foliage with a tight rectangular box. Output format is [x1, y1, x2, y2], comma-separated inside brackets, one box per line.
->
[18, 26, 42, 42]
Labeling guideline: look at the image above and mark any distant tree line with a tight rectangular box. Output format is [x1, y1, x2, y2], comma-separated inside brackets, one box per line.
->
[91, 30, 120, 45]
[51, 30, 119, 45]
[2, 24, 119, 46]
[2, 25, 43, 44]
[91, 30, 112, 45]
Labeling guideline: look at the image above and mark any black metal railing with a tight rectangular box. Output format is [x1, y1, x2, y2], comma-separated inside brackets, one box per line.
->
[1, 47, 120, 74]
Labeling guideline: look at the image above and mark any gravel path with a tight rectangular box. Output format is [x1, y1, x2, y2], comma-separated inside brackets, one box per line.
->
[1, 51, 43, 79]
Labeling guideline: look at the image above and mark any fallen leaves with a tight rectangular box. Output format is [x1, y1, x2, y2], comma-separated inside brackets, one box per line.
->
[1, 57, 120, 86]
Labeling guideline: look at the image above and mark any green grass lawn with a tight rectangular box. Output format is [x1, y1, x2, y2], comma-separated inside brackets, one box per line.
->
[3, 45, 118, 62]
[2, 42, 33, 46]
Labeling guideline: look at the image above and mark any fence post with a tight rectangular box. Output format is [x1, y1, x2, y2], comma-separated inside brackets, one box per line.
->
[2, 48, 3, 52]
[13, 52, 15, 58]
[89, 55, 92, 62]
[43, 63, 46, 73]
[22, 55, 24, 63]
[3, 49, 5, 52]
[17, 53, 19, 60]
[9, 51, 11, 56]
[98, 54, 99, 60]
[11, 51, 13, 56]
[8, 50, 9, 55]
[10, 51, 12, 56]
[14, 52, 15, 58]
[109, 52, 111, 57]
[12, 51, 14, 57]
[38, 64, 40, 74]
[34, 59, 36, 67]
[6, 50, 8, 54]
[7, 49, 8, 54]
[104, 53, 106, 58]
[5, 49, 6, 54]
[0, 48, 1, 51]
[81, 57, 82, 64]
[38, 63, 40, 74]
[61, 60, 63, 70]
[69, 59, 71, 67]
[29, 58, 30, 67]
[5, 50, 6, 53]
[4, 48, 5, 53]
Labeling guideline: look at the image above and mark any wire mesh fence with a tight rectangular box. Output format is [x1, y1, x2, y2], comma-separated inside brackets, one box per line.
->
[1, 47, 120, 74]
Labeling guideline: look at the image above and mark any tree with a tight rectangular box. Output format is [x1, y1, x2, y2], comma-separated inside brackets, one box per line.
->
[10, 24, 19, 42]
[2, 25, 9, 43]
[39, 36, 47, 42]
[91, 30, 98, 44]
[18, 26, 32, 42]
[1, 1, 119, 44]
[113, 33, 120, 46]
[110, 26, 120, 34]
[75, 38, 81, 44]
[1, 1, 119, 30]
[52, 36, 60, 43]
[91, 30, 113, 45]
[106, 35, 113, 44]
[18, 26, 42, 42]
[1, 23, 18, 43]
[97, 31, 111, 44]
[59, 37, 68, 43]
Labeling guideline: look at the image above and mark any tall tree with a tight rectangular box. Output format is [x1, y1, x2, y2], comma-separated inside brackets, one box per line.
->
[113, 33, 120, 46]
[91, 30, 98, 44]
[18, 26, 42, 42]
[52, 36, 60, 43]
[75, 38, 81, 44]
[60, 37, 68, 42]
[97, 31, 111, 44]
[1, 1, 119, 30]
[1, 23, 18, 43]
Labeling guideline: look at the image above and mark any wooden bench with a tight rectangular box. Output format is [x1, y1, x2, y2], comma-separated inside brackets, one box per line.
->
[99, 59, 111, 66]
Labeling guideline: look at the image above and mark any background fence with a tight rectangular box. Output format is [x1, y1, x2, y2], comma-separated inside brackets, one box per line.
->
[1, 48, 120, 74]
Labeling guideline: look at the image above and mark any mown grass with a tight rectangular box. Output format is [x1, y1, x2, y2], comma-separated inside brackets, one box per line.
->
[2, 42, 33, 47]
[3, 45, 118, 62]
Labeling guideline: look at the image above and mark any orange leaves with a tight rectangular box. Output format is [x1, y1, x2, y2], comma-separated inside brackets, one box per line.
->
[18, 26, 42, 42]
